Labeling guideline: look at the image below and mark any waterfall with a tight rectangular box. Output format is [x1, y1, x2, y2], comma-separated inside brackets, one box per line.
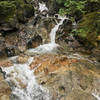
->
[50, 16, 66, 44]
[0, 3, 66, 100]
[38, 3, 66, 44]
[1, 57, 50, 100]
[25, 16, 66, 55]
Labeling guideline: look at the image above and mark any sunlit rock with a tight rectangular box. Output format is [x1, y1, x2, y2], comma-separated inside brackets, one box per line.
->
[17, 55, 29, 64]
[0, 60, 13, 67]
[0, 73, 11, 100]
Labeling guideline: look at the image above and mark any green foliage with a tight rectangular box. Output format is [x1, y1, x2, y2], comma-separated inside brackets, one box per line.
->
[56, 0, 65, 4]
[57, 0, 100, 16]
[74, 11, 100, 46]
[57, 0, 100, 47]
[59, 8, 67, 16]
[81, 12, 100, 36]
[64, 0, 86, 15]
[0, 0, 34, 23]
[56, 0, 86, 16]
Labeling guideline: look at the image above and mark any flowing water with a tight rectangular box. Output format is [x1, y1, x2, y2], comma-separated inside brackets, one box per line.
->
[1, 3, 66, 100]
[2, 57, 50, 100]
[25, 16, 66, 55]
[50, 16, 66, 44]
[39, 3, 48, 12]
[1, 2, 100, 100]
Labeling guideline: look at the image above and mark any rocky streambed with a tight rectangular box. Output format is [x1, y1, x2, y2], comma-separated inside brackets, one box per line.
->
[0, 52, 100, 100]
[0, 0, 100, 100]
[30, 54, 100, 100]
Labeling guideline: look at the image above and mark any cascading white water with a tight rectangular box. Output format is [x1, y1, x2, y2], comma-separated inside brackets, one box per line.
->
[1, 57, 50, 100]
[39, 3, 48, 12]
[50, 16, 66, 44]
[25, 16, 66, 55]
[1, 3, 66, 100]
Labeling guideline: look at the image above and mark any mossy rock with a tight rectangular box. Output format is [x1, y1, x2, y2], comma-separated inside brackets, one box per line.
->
[0, 0, 34, 29]
[23, 4, 34, 18]
[0, 1, 16, 24]
[16, 4, 34, 23]
[76, 11, 100, 47]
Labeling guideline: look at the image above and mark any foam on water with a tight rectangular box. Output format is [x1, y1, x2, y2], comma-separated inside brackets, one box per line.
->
[50, 16, 66, 44]
[25, 43, 59, 55]
[39, 3, 48, 12]
[2, 57, 50, 100]
[25, 16, 66, 55]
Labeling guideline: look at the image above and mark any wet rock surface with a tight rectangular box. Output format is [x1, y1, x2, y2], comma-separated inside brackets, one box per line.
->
[0, 1, 100, 100]
[0, 72, 11, 100]
[30, 54, 100, 100]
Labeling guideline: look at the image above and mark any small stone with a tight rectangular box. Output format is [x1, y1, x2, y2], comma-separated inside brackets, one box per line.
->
[17, 55, 29, 64]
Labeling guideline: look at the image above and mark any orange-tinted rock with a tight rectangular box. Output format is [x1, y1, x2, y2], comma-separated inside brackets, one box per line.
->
[30, 54, 78, 75]
[30, 54, 100, 100]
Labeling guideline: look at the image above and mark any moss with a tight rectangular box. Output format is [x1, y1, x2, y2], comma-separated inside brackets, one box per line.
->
[0, 0, 34, 24]
[9, 0, 25, 8]
[16, 10, 25, 23]
[23, 4, 34, 18]
[77, 11, 100, 47]
[16, 4, 34, 22]
[0, 1, 16, 23]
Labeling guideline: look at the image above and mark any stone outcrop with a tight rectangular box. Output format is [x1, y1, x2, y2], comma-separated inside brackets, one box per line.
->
[0, 0, 35, 57]
[30, 54, 100, 100]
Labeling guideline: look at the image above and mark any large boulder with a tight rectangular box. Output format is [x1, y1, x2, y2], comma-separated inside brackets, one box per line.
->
[56, 19, 73, 43]
[30, 54, 100, 100]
